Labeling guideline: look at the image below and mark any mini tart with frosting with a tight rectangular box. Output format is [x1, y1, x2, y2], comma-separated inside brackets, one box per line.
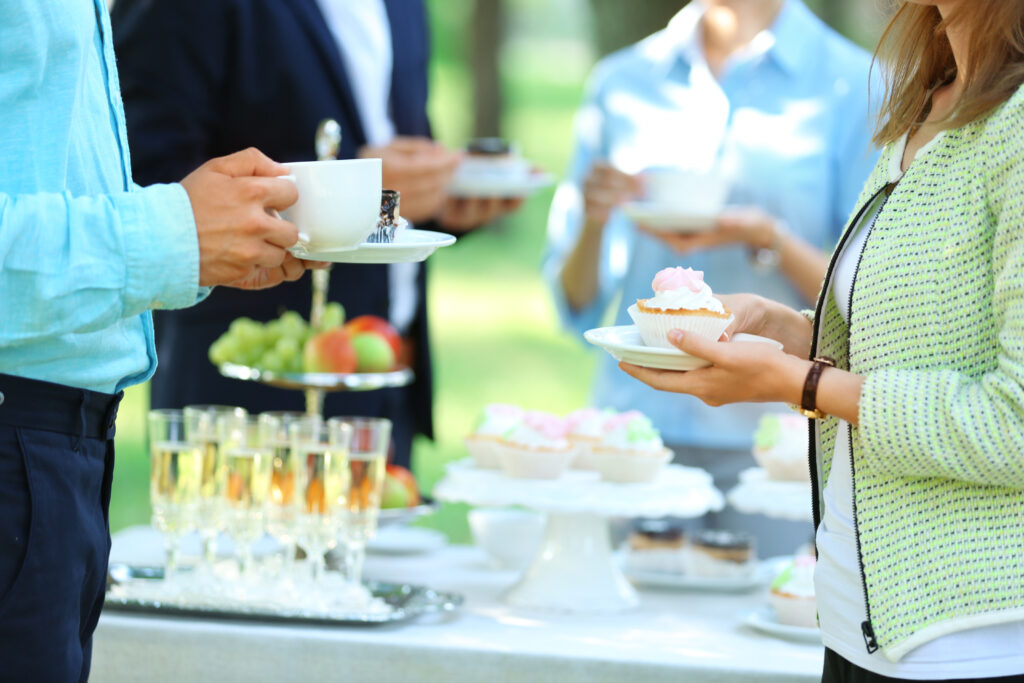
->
[752, 413, 811, 482]
[464, 403, 523, 469]
[769, 555, 818, 628]
[628, 266, 733, 348]
[589, 410, 672, 483]
[495, 411, 577, 480]
[565, 407, 616, 470]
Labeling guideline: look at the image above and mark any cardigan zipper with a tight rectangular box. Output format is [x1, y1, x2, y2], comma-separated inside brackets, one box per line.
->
[807, 181, 897, 655]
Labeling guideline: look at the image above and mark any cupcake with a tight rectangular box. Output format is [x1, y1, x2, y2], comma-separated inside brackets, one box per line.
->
[688, 529, 757, 579]
[769, 555, 818, 628]
[623, 519, 688, 574]
[464, 403, 524, 469]
[495, 411, 577, 480]
[628, 267, 732, 348]
[588, 410, 672, 483]
[455, 138, 531, 183]
[565, 407, 616, 470]
[752, 413, 811, 482]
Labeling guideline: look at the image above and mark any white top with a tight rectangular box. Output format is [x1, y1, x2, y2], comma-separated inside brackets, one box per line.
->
[816, 131, 1024, 677]
[315, 0, 419, 335]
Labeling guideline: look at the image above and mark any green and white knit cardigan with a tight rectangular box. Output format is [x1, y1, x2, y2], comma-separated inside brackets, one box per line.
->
[811, 85, 1024, 661]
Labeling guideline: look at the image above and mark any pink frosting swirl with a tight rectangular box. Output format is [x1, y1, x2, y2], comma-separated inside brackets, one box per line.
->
[522, 411, 568, 440]
[652, 267, 704, 294]
[602, 410, 645, 433]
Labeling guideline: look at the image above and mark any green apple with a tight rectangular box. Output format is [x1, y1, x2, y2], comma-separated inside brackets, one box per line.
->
[351, 332, 396, 372]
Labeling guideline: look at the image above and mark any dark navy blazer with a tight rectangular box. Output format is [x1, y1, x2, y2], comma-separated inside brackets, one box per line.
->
[111, 0, 434, 463]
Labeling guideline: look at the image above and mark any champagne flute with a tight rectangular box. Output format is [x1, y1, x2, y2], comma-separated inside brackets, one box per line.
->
[259, 412, 321, 578]
[183, 404, 247, 573]
[292, 423, 350, 582]
[221, 445, 273, 580]
[328, 417, 389, 588]
[148, 409, 202, 579]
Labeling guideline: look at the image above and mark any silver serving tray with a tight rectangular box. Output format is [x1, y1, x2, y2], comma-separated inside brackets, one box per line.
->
[218, 362, 414, 392]
[104, 576, 462, 627]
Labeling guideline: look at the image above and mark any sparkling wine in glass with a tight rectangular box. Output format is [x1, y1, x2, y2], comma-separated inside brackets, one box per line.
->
[148, 410, 202, 578]
[329, 417, 389, 587]
[221, 446, 273, 578]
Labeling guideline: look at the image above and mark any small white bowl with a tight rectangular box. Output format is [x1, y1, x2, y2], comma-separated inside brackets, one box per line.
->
[468, 507, 546, 570]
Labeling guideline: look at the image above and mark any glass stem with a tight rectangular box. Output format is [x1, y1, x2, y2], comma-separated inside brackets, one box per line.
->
[165, 534, 179, 578]
[238, 539, 253, 579]
[345, 542, 366, 587]
[202, 530, 217, 569]
[309, 546, 325, 582]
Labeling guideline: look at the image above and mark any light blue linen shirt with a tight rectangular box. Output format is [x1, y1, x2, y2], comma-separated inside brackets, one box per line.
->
[545, 0, 880, 450]
[0, 0, 204, 395]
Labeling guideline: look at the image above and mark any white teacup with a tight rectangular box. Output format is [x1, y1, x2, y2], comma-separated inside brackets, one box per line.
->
[281, 158, 381, 252]
[468, 507, 546, 571]
[642, 167, 727, 216]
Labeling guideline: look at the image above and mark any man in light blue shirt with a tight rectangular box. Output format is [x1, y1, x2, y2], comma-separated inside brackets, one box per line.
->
[0, 1, 317, 678]
[546, 0, 879, 553]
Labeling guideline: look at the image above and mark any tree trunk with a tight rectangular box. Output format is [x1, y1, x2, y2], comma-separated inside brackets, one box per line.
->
[471, 0, 504, 138]
[588, 0, 684, 58]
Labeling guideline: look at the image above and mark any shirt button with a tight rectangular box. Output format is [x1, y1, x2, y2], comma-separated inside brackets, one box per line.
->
[0, 391, 5, 406]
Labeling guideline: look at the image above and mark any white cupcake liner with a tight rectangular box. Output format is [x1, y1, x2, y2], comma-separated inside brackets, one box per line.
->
[568, 436, 601, 470]
[588, 446, 672, 483]
[464, 435, 504, 469]
[769, 591, 818, 629]
[627, 303, 732, 349]
[751, 447, 812, 482]
[494, 441, 578, 480]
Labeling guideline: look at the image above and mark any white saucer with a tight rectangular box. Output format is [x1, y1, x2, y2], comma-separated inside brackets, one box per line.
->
[448, 172, 553, 199]
[740, 606, 821, 643]
[621, 202, 717, 233]
[296, 229, 455, 264]
[621, 555, 788, 592]
[366, 526, 447, 555]
[583, 325, 783, 371]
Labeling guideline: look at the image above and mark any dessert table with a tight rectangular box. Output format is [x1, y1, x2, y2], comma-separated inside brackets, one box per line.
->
[92, 528, 822, 683]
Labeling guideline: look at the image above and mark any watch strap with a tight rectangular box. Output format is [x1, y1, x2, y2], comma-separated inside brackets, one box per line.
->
[800, 356, 836, 419]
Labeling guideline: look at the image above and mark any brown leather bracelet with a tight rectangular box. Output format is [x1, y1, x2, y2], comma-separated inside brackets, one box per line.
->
[798, 356, 836, 419]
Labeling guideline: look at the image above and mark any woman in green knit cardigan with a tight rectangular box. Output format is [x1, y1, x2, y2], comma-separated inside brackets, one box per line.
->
[622, 1, 1024, 681]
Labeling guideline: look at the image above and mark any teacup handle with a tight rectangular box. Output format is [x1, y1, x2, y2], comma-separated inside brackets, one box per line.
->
[267, 174, 310, 246]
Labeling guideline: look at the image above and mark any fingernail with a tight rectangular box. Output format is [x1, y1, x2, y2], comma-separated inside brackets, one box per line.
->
[668, 329, 684, 343]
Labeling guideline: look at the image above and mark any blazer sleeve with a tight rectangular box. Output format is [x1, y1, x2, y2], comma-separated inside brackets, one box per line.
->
[856, 129, 1024, 489]
[112, 0, 231, 185]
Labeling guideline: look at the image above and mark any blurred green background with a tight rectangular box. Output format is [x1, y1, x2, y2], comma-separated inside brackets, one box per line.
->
[109, 0, 884, 541]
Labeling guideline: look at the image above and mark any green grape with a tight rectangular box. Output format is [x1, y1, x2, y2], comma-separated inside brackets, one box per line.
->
[258, 350, 285, 373]
[320, 302, 345, 330]
[286, 354, 304, 374]
[263, 319, 284, 347]
[216, 334, 245, 364]
[274, 336, 300, 362]
[208, 337, 232, 366]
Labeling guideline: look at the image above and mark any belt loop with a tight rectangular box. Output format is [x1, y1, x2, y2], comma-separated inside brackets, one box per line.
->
[74, 392, 87, 451]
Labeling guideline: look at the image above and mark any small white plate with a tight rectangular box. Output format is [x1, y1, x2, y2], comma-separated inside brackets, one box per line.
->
[621, 202, 717, 233]
[740, 605, 821, 643]
[296, 229, 455, 264]
[448, 172, 553, 199]
[583, 325, 783, 371]
[366, 526, 447, 555]
[622, 556, 788, 592]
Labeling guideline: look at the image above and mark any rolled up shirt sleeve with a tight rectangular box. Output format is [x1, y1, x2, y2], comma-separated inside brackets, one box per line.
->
[0, 182, 203, 346]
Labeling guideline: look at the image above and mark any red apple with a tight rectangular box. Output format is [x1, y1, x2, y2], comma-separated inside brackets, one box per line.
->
[351, 332, 396, 372]
[381, 464, 420, 508]
[345, 315, 402, 357]
[302, 327, 357, 373]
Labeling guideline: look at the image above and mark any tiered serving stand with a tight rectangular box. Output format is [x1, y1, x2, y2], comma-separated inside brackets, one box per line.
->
[726, 467, 813, 522]
[434, 460, 724, 613]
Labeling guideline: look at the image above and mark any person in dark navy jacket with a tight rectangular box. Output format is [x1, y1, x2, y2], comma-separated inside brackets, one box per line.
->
[112, 0, 519, 467]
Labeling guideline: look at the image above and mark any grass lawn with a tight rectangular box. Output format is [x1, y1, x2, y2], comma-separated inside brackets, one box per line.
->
[109, 7, 599, 543]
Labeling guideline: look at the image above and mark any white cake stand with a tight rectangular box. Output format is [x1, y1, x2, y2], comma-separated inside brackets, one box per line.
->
[727, 467, 813, 522]
[433, 460, 723, 613]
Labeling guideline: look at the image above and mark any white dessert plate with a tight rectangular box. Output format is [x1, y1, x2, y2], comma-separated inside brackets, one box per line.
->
[583, 325, 783, 371]
[367, 526, 448, 555]
[621, 555, 788, 592]
[621, 202, 717, 233]
[295, 228, 455, 264]
[448, 172, 553, 199]
[740, 605, 821, 643]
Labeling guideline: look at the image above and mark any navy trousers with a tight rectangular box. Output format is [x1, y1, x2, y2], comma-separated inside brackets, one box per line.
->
[0, 374, 121, 683]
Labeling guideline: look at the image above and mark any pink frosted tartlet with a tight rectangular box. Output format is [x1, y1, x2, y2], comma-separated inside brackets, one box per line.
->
[495, 411, 577, 479]
[588, 410, 672, 483]
[752, 413, 811, 482]
[565, 407, 616, 470]
[769, 555, 818, 628]
[628, 267, 732, 348]
[464, 404, 524, 469]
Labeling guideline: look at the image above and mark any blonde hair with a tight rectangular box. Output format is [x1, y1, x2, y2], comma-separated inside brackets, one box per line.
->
[873, 1, 1024, 146]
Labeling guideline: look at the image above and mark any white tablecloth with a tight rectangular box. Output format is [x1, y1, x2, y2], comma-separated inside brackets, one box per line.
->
[92, 528, 823, 683]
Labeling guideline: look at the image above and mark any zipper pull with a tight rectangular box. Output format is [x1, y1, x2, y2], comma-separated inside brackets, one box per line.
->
[861, 621, 879, 654]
